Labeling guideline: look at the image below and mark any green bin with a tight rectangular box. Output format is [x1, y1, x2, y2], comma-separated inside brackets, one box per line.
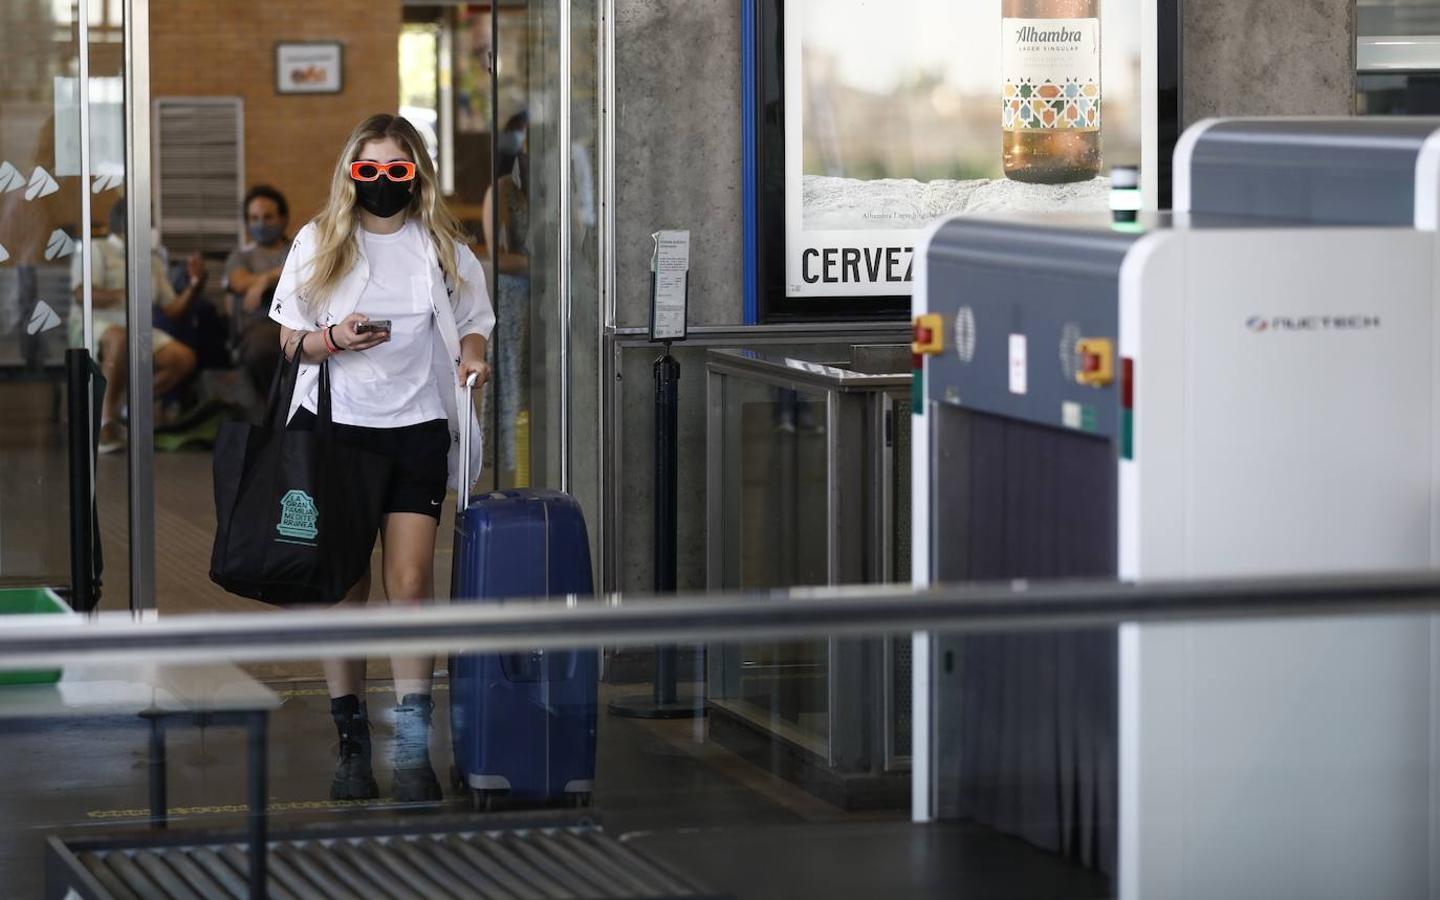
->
[0, 588, 73, 685]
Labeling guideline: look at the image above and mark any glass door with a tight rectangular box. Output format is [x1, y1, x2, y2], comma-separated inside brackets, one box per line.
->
[0, 0, 137, 613]
[0, 0, 606, 613]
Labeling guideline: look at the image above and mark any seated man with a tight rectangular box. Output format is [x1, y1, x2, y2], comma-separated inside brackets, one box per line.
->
[69, 198, 203, 453]
[223, 185, 292, 394]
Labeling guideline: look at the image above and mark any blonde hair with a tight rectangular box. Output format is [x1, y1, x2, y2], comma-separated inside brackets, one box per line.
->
[301, 114, 466, 314]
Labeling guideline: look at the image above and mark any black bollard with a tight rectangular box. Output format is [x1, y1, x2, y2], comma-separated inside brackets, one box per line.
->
[652, 352, 680, 704]
[608, 349, 703, 719]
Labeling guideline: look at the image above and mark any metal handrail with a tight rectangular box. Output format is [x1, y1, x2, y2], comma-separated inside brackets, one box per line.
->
[3, 572, 1440, 668]
[611, 322, 911, 349]
[706, 349, 913, 391]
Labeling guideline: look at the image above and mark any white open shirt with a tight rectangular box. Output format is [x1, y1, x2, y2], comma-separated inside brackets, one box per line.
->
[268, 220, 496, 493]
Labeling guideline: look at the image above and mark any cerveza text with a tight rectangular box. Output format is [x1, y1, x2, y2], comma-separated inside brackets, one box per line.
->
[802, 246, 914, 285]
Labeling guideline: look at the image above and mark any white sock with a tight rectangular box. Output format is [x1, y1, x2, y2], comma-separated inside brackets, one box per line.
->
[394, 678, 431, 703]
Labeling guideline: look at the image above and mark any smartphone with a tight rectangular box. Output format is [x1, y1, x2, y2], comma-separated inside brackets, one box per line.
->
[354, 320, 392, 334]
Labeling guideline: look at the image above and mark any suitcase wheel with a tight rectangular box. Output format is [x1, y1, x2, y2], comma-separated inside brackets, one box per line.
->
[470, 789, 503, 813]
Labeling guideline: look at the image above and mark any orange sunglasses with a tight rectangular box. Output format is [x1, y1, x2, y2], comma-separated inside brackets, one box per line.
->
[349, 160, 417, 182]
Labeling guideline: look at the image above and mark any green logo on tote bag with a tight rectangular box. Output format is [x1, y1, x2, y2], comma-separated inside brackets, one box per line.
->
[277, 490, 319, 544]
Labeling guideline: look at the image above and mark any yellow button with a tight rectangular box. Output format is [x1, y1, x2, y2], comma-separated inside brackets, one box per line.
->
[913, 314, 945, 356]
[1076, 337, 1114, 388]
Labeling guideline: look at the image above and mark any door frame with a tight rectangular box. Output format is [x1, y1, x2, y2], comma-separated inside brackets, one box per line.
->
[122, 0, 157, 613]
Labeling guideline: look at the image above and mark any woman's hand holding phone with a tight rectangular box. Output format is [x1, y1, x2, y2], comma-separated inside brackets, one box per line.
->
[334, 313, 389, 351]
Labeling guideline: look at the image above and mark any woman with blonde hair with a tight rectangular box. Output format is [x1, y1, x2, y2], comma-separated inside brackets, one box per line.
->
[269, 113, 493, 802]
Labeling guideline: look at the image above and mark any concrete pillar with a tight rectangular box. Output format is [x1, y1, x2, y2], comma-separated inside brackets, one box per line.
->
[609, 0, 744, 597]
[615, 0, 743, 327]
[1184, 0, 1357, 123]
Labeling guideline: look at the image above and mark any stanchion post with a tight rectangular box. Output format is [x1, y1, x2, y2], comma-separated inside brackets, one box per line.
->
[66, 348, 97, 613]
[608, 345, 703, 719]
[610, 232, 701, 719]
[653, 350, 680, 705]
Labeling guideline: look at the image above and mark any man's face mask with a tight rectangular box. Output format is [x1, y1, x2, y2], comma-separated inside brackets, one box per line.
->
[248, 222, 285, 245]
[498, 129, 525, 156]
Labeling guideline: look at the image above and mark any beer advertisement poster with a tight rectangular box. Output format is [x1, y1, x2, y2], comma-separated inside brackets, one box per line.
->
[783, 0, 1155, 299]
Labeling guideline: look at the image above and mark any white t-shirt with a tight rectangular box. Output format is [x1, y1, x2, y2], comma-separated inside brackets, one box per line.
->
[304, 220, 444, 427]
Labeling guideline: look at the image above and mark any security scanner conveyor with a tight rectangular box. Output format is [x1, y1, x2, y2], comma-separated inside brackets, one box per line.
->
[912, 118, 1440, 900]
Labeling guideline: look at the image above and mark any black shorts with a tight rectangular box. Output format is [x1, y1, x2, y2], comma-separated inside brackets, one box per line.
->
[290, 409, 450, 521]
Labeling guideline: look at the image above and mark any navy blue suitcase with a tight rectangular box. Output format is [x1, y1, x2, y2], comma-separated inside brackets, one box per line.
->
[449, 488, 598, 808]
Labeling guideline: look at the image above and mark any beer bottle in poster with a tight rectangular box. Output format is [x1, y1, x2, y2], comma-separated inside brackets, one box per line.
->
[1002, 0, 1101, 184]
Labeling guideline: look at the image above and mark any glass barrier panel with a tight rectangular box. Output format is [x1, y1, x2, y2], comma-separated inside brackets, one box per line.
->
[6, 602, 1437, 898]
[0, 623, 920, 899]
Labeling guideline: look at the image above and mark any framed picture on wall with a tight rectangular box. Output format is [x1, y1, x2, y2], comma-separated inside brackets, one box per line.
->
[742, 0, 1182, 322]
[275, 42, 344, 95]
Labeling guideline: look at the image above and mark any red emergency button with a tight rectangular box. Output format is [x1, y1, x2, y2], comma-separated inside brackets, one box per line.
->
[913, 314, 945, 356]
[1075, 338, 1114, 387]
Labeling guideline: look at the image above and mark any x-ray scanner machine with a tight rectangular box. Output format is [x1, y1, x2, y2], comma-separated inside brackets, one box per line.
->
[912, 118, 1440, 900]
[1176, 116, 1440, 227]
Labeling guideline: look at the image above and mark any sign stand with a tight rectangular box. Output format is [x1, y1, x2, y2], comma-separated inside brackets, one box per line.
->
[609, 232, 703, 720]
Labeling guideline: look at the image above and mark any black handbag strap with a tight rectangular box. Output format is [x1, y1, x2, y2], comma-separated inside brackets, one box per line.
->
[314, 358, 334, 441]
[264, 344, 303, 430]
[264, 339, 335, 440]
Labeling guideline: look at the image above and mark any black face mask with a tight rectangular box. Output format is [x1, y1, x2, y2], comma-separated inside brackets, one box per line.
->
[354, 177, 413, 218]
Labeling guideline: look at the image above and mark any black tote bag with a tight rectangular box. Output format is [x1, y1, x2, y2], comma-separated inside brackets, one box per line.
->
[210, 353, 388, 606]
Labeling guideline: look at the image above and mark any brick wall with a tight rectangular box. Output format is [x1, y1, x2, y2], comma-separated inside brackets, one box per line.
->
[150, 0, 402, 227]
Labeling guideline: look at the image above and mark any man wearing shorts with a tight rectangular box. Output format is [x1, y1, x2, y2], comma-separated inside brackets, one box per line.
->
[69, 199, 201, 453]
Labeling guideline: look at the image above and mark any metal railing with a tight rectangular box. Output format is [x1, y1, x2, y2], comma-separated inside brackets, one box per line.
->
[4, 572, 1440, 668]
[600, 322, 912, 592]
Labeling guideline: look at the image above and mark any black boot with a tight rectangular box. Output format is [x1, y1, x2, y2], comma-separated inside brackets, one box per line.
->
[392, 693, 443, 802]
[329, 695, 379, 801]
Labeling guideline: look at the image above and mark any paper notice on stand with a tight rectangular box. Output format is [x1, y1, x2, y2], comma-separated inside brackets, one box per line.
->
[650, 230, 691, 342]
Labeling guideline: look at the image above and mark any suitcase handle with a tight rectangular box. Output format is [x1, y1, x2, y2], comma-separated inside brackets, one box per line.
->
[460, 372, 478, 511]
